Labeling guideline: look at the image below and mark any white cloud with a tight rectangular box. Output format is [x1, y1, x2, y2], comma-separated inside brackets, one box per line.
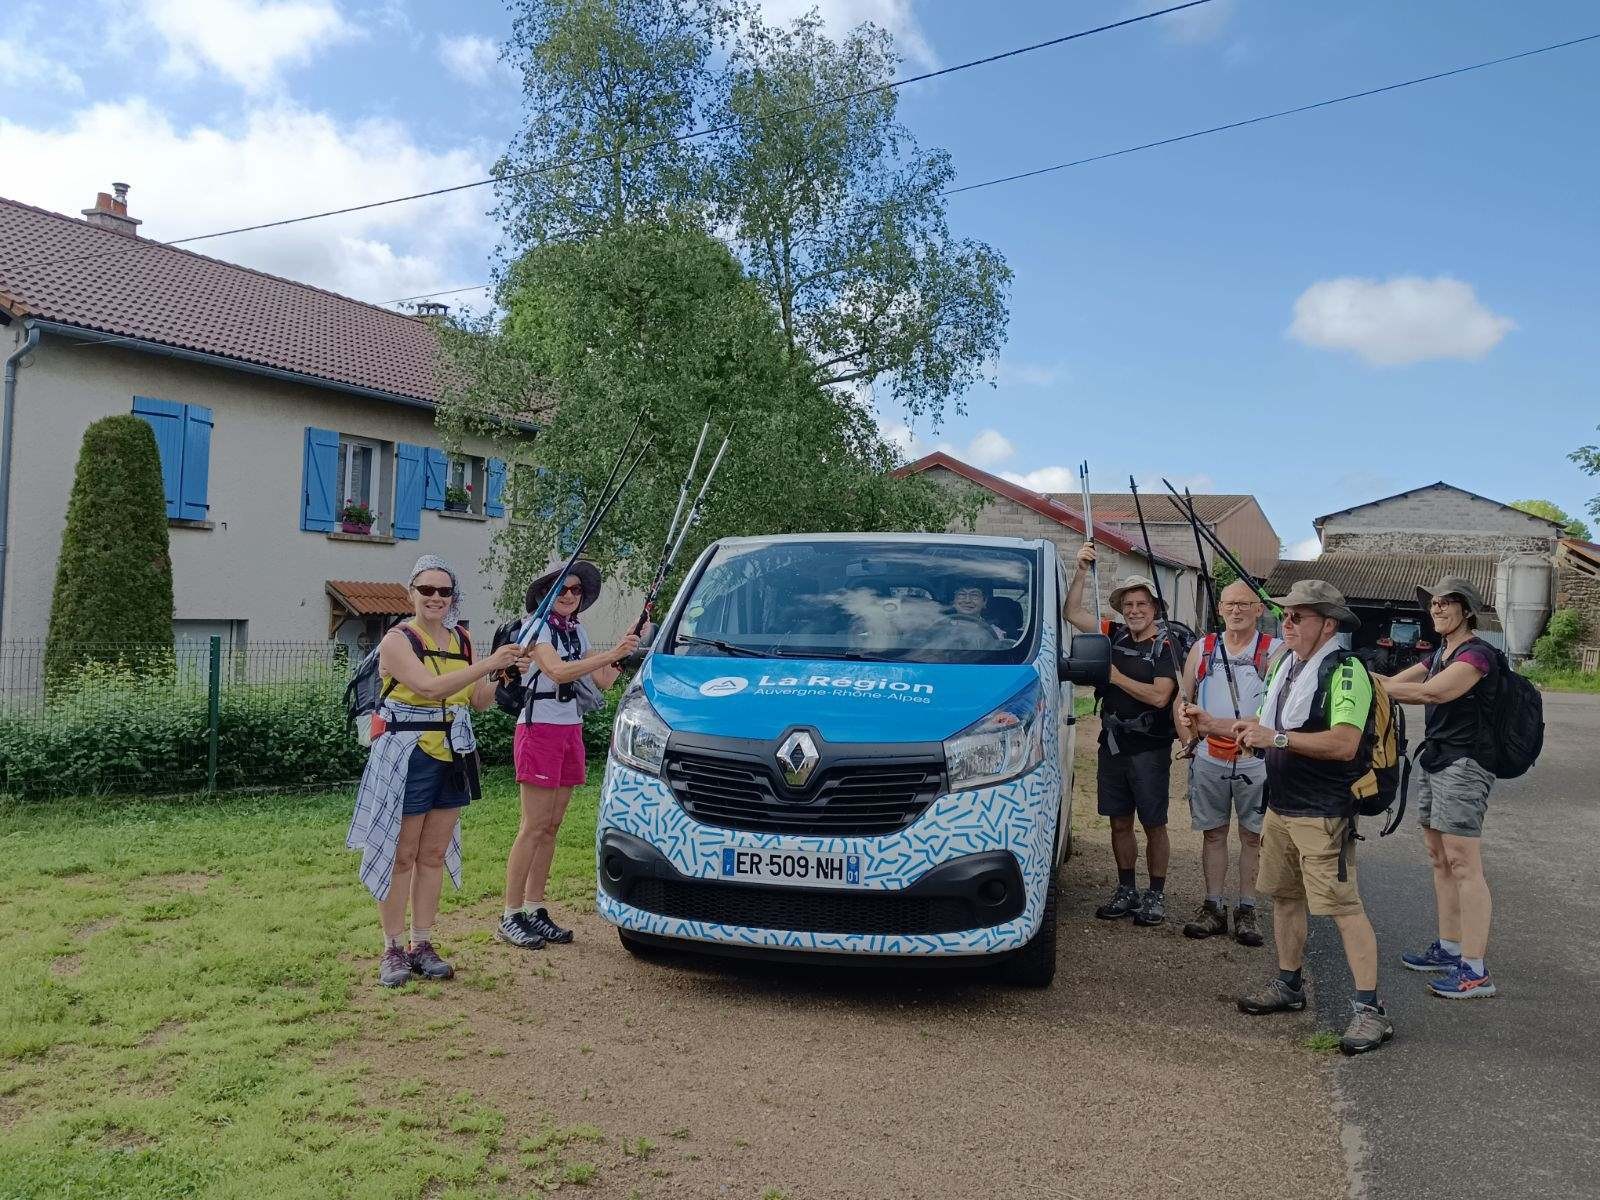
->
[1285, 535, 1321, 560]
[0, 98, 494, 305]
[1150, 0, 1236, 44]
[0, 38, 84, 93]
[965, 429, 1015, 468]
[1002, 466, 1078, 494]
[992, 357, 1067, 388]
[139, 0, 356, 92]
[758, 0, 935, 67]
[438, 33, 505, 86]
[1289, 275, 1515, 367]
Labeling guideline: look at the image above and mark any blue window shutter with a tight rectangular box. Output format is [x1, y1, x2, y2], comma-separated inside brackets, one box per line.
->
[301, 427, 339, 532]
[178, 404, 213, 521]
[484, 457, 507, 517]
[394, 443, 425, 540]
[132, 396, 183, 519]
[423, 447, 448, 511]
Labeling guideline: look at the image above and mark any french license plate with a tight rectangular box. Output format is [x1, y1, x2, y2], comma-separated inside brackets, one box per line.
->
[720, 848, 861, 889]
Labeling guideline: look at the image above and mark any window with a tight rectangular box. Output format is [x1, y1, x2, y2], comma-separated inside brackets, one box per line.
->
[302, 428, 395, 536]
[338, 437, 379, 508]
[132, 396, 212, 521]
[447, 455, 484, 512]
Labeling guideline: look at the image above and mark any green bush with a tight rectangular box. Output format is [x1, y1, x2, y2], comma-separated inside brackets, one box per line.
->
[45, 416, 174, 685]
[1533, 608, 1586, 670]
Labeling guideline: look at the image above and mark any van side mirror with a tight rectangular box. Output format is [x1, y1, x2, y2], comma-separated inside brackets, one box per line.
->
[1059, 633, 1111, 686]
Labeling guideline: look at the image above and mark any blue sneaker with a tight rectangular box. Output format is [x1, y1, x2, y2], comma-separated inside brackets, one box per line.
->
[1428, 962, 1496, 1000]
[1400, 941, 1461, 973]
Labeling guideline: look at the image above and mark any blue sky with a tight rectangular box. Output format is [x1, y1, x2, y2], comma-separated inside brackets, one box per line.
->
[3, 0, 1596, 553]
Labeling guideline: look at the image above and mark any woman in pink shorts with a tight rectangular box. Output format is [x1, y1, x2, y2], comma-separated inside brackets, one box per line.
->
[496, 561, 638, 950]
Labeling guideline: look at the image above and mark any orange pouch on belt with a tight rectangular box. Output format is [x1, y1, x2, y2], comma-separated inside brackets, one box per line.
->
[369, 712, 388, 740]
[1205, 734, 1241, 761]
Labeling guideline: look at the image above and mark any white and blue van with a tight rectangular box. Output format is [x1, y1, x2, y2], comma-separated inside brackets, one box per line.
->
[597, 533, 1109, 986]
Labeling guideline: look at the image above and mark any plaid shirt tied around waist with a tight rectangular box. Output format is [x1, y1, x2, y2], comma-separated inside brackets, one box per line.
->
[346, 699, 477, 901]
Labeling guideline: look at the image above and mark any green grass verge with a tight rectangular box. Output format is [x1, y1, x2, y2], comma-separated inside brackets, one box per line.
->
[1520, 664, 1600, 693]
[0, 769, 599, 1200]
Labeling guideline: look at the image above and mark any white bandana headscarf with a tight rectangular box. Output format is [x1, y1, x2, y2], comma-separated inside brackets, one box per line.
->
[409, 554, 462, 629]
[1260, 636, 1341, 732]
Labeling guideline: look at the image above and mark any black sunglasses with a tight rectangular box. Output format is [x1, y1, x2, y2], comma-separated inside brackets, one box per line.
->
[413, 584, 455, 598]
[557, 582, 584, 596]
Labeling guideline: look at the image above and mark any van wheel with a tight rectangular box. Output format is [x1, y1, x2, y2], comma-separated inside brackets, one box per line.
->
[999, 868, 1059, 988]
[617, 929, 660, 959]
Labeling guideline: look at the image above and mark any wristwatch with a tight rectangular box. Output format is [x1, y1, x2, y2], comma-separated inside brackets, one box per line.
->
[1272, 731, 1290, 750]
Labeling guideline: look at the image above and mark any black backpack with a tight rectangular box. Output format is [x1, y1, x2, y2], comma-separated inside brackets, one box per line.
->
[1426, 642, 1544, 780]
[490, 616, 591, 718]
[344, 624, 472, 741]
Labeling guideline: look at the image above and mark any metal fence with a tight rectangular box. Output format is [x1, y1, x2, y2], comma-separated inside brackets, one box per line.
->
[0, 639, 360, 798]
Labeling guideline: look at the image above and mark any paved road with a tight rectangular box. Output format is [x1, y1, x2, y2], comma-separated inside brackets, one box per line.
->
[1305, 692, 1600, 1200]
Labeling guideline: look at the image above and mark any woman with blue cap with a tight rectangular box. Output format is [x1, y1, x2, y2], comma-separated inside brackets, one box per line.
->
[347, 554, 530, 988]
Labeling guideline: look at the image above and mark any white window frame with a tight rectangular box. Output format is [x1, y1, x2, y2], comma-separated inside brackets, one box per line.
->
[335, 434, 394, 534]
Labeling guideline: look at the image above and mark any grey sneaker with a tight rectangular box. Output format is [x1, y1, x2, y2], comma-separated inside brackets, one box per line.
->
[1237, 977, 1307, 1015]
[1095, 883, 1140, 920]
[1233, 904, 1265, 948]
[495, 913, 545, 950]
[1132, 888, 1166, 927]
[379, 946, 412, 988]
[1340, 1003, 1394, 1056]
[408, 941, 454, 980]
[524, 907, 574, 945]
[1183, 900, 1228, 939]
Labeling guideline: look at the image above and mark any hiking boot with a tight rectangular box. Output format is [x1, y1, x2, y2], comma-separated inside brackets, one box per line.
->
[1233, 904, 1264, 948]
[1340, 1002, 1394, 1055]
[523, 907, 575, 945]
[1183, 900, 1228, 939]
[1095, 883, 1140, 921]
[379, 946, 412, 988]
[1401, 940, 1461, 973]
[1131, 888, 1166, 927]
[1237, 977, 1307, 1015]
[494, 913, 545, 950]
[408, 941, 454, 980]
[1428, 962, 1497, 1000]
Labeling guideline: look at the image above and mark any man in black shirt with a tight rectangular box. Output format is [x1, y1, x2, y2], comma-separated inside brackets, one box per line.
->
[1066, 543, 1179, 927]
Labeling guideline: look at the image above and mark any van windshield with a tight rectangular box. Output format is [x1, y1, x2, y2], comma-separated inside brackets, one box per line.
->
[669, 540, 1039, 665]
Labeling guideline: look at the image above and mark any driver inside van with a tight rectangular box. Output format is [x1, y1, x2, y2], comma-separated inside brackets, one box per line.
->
[927, 581, 1005, 649]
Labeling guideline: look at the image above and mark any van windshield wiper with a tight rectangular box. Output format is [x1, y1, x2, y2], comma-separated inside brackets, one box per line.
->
[672, 634, 767, 658]
[673, 635, 891, 663]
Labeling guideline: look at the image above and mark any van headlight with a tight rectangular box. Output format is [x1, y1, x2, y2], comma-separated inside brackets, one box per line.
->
[612, 687, 670, 776]
[943, 680, 1045, 792]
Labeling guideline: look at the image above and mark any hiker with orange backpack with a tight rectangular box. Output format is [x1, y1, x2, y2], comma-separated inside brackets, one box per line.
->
[1173, 579, 1282, 947]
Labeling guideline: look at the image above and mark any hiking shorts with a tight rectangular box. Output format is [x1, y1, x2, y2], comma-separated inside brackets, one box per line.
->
[401, 746, 473, 817]
[1417, 757, 1493, 838]
[1256, 809, 1363, 917]
[1188, 757, 1266, 835]
[1097, 744, 1171, 827]
[515, 721, 587, 789]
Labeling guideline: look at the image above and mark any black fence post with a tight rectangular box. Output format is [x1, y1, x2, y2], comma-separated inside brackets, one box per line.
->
[206, 636, 221, 794]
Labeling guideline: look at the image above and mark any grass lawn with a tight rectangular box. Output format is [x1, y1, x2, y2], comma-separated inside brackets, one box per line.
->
[0, 769, 598, 1200]
[1520, 664, 1600, 693]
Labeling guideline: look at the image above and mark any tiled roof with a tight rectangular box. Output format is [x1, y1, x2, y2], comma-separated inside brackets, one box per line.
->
[1049, 492, 1252, 524]
[327, 580, 414, 617]
[0, 195, 442, 403]
[1265, 553, 1500, 609]
[894, 451, 1184, 567]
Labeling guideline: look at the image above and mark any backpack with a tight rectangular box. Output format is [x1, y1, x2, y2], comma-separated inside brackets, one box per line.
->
[1425, 641, 1544, 779]
[1194, 631, 1274, 683]
[344, 624, 473, 745]
[491, 616, 606, 719]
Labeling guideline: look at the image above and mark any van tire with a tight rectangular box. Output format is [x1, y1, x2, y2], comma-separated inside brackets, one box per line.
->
[999, 868, 1059, 988]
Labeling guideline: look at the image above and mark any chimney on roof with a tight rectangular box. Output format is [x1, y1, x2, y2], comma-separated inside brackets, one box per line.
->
[413, 301, 451, 325]
[81, 181, 142, 238]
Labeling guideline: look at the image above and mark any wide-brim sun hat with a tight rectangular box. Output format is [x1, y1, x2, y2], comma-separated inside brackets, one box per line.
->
[1416, 575, 1486, 617]
[1272, 578, 1357, 626]
[1109, 575, 1165, 614]
[526, 560, 602, 615]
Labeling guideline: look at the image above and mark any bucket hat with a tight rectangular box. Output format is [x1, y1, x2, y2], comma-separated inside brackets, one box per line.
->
[1109, 574, 1164, 614]
[1272, 579, 1357, 626]
[526, 560, 602, 615]
[1416, 575, 1486, 617]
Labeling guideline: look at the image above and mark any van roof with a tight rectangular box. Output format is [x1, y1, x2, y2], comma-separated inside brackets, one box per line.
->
[708, 532, 1048, 551]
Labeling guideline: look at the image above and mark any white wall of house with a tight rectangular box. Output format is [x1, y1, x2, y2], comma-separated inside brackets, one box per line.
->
[1320, 487, 1560, 556]
[2, 328, 640, 648]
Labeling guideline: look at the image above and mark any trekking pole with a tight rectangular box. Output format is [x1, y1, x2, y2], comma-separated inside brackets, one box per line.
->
[1079, 461, 1101, 624]
[631, 426, 732, 636]
[1128, 476, 1183, 676]
[1160, 479, 1282, 619]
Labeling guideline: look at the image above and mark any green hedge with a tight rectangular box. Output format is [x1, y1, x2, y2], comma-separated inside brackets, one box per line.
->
[0, 666, 627, 798]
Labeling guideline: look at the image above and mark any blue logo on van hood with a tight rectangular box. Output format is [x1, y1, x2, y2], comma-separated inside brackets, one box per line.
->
[642, 655, 1040, 743]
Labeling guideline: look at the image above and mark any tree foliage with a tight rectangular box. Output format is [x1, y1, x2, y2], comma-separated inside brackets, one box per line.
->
[438, 222, 979, 611]
[46, 416, 174, 682]
[1510, 498, 1590, 541]
[1570, 428, 1600, 528]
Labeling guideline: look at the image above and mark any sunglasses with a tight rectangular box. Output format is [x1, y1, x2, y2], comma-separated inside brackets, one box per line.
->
[1281, 609, 1326, 626]
[558, 583, 584, 597]
[413, 584, 454, 598]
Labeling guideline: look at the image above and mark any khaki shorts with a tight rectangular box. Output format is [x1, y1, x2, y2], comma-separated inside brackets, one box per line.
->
[1256, 809, 1365, 917]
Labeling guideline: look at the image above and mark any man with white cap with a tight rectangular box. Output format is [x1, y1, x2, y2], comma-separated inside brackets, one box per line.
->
[1376, 575, 1501, 1000]
[1066, 544, 1180, 928]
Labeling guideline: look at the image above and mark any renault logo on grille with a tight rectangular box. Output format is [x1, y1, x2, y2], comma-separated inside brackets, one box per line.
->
[776, 730, 820, 788]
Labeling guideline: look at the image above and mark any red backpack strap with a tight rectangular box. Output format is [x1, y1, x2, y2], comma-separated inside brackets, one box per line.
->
[1195, 633, 1217, 682]
[456, 628, 473, 665]
[1253, 632, 1272, 676]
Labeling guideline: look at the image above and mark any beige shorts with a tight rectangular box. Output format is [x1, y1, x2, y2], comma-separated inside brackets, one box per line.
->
[1256, 809, 1364, 917]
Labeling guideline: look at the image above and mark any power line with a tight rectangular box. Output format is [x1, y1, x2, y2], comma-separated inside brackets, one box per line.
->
[383, 30, 1600, 309]
[12, 1, 1215, 276]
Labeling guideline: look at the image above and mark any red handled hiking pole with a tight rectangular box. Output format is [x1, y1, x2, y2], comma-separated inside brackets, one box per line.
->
[631, 423, 732, 637]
